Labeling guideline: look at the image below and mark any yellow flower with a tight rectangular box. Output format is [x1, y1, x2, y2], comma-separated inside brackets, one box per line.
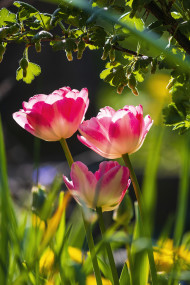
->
[86, 275, 112, 285]
[154, 239, 190, 272]
[68, 246, 86, 264]
[39, 248, 55, 274]
[146, 74, 170, 101]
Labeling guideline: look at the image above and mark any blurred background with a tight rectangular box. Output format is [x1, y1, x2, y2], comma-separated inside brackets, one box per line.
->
[0, 0, 189, 239]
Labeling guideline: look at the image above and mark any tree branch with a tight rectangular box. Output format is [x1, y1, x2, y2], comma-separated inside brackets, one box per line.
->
[145, 1, 190, 55]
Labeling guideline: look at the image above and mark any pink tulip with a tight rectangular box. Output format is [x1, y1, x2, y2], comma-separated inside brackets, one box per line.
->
[63, 161, 130, 212]
[13, 87, 89, 141]
[78, 105, 153, 159]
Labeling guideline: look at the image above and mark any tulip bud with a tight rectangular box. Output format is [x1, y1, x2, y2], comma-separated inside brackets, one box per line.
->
[109, 48, 115, 62]
[32, 185, 47, 218]
[77, 39, 85, 59]
[101, 42, 111, 60]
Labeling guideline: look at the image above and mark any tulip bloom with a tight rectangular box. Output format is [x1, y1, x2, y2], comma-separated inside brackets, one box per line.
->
[78, 105, 153, 159]
[13, 87, 89, 141]
[63, 161, 130, 212]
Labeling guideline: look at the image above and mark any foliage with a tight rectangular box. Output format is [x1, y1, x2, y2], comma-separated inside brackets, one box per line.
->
[0, 0, 190, 132]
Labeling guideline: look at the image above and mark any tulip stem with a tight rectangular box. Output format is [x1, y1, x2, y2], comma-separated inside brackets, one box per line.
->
[82, 212, 103, 285]
[60, 139, 102, 284]
[60, 138, 74, 168]
[96, 207, 119, 285]
[122, 154, 143, 215]
[122, 153, 158, 285]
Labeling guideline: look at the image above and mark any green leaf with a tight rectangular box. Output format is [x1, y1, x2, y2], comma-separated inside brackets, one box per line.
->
[14, 1, 38, 13]
[100, 63, 127, 88]
[116, 12, 144, 33]
[32, 30, 53, 42]
[16, 62, 41, 84]
[131, 203, 149, 285]
[35, 13, 52, 29]
[0, 8, 16, 27]
[88, 26, 107, 47]
[14, 1, 39, 21]
[163, 103, 185, 125]
[119, 263, 130, 285]
[50, 40, 65, 51]
[171, 12, 182, 19]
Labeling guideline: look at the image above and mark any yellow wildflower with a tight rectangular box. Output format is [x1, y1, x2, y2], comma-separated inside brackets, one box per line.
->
[68, 246, 85, 264]
[39, 248, 55, 274]
[154, 239, 190, 272]
[86, 275, 112, 285]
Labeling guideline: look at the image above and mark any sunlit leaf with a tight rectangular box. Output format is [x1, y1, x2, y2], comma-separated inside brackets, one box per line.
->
[16, 62, 41, 84]
[0, 8, 16, 27]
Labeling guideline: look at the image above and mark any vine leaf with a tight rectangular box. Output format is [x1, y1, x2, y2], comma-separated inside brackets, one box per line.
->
[16, 62, 41, 84]
[0, 8, 16, 27]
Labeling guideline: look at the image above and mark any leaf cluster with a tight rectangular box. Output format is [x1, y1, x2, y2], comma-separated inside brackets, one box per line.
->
[1, 0, 190, 133]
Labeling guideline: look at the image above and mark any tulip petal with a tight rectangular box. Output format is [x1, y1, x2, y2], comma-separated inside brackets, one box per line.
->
[77, 135, 120, 159]
[13, 86, 89, 141]
[109, 110, 140, 155]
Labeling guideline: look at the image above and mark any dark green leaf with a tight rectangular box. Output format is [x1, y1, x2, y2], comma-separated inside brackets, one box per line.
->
[14, 1, 38, 13]
[32, 30, 53, 43]
[163, 103, 185, 125]
[50, 40, 65, 51]
[88, 26, 107, 47]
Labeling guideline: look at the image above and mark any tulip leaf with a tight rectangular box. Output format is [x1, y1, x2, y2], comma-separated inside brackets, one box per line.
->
[16, 62, 41, 84]
[131, 203, 149, 285]
[119, 263, 130, 285]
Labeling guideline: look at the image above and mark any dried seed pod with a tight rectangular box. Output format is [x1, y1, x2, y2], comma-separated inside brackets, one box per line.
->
[109, 48, 115, 62]
[101, 42, 111, 60]
[77, 39, 85, 59]
[66, 50, 73, 61]
[0, 42, 6, 63]
[117, 84, 124, 94]
[35, 41, 41, 53]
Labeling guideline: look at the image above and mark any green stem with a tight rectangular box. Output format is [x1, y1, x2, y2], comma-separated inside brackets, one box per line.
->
[126, 243, 134, 285]
[59, 139, 102, 284]
[122, 153, 158, 285]
[174, 136, 190, 246]
[82, 212, 103, 285]
[122, 154, 143, 215]
[60, 138, 74, 168]
[96, 207, 119, 285]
